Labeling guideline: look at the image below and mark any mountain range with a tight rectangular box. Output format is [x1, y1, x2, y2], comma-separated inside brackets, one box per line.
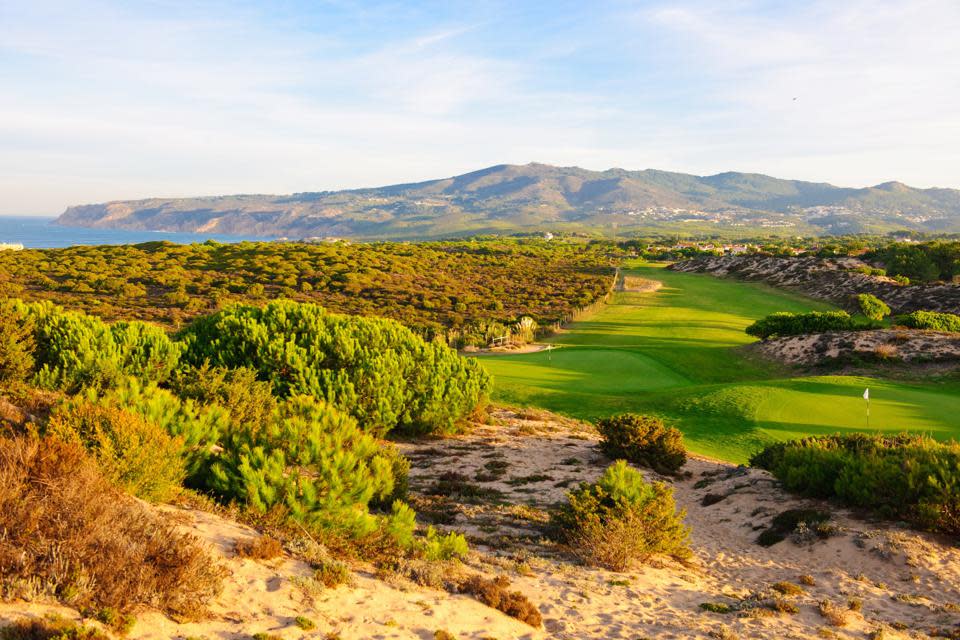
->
[55, 163, 960, 239]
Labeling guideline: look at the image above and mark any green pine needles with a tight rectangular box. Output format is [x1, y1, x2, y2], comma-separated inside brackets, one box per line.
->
[206, 395, 396, 536]
[178, 300, 491, 436]
[8, 300, 182, 392]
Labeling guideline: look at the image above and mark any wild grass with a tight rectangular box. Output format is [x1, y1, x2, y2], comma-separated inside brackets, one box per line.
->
[0, 435, 222, 619]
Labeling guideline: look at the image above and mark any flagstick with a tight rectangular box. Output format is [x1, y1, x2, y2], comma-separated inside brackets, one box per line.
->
[866, 396, 870, 430]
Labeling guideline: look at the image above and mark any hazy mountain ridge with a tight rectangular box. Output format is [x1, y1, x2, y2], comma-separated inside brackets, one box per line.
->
[56, 163, 960, 239]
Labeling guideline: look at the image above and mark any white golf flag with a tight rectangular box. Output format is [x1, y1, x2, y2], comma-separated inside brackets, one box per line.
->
[863, 388, 870, 401]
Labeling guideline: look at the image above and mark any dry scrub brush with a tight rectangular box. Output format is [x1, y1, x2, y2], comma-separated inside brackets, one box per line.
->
[460, 575, 542, 627]
[45, 401, 186, 502]
[550, 460, 690, 571]
[0, 435, 223, 618]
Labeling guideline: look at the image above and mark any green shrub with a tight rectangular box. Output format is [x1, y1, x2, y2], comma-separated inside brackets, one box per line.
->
[170, 364, 277, 431]
[0, 303, 35, 388]
[596, 414, 686, 474]
[851, 266, 886, 277]
[178, 300, 490, 436]
[46, 401, 185, 502]
[750, 433, 960, 535]
[894, 310, 960, 332]
[700, 602, 733, 614]
[205, 395, 397, 537]
[370, 443, 410, 510]
[11, 300, 181, 391]
[423, 527, 469, 561]
[746, 310, 873, 339]
[855, 294, 890, 321]
[550, 460, 690, 570]
[294, 616, 315, 631]
[85, 378, 229, 483]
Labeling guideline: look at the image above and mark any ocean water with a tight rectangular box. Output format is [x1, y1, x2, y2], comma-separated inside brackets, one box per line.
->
[0, 216, 270, 249]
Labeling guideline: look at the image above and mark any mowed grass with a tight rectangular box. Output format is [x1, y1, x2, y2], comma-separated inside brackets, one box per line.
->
[480, 262, 960, 463]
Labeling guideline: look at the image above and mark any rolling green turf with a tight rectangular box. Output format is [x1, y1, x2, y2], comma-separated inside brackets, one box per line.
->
[480, 262, 960, 463]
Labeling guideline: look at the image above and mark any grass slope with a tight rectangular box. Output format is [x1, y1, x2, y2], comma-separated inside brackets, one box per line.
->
[481, 263, 960, 463]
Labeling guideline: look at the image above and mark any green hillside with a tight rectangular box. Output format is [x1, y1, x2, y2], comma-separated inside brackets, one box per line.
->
[56, 163, 960, 239]
[480, 263, 960, 463]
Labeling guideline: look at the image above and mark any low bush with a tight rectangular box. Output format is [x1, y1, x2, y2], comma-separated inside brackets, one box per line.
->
[894, 310, 960, 332]
[177, 300, 491, 436]
[313, 558, 351, 588]
[46, 401, 185, 502]
[550, 460, 690, 570]
[294, 616, 316, 631]
[0, 435, 222, 617]
[86, 378, 227, 482]
[0, 617, 109, 640]
[10, 300, 182, 392]
[205, 395, 397, 538]
[596, 414, 686, 474]
[460, 575, 542, 627]
[0, 303, 35, 389]
[234, 536, 283, 561]
[745, 311, 875, 340]
[855, 294, 890, 321]
[818, 599, 850, 627]
[750, 433, 960, 535]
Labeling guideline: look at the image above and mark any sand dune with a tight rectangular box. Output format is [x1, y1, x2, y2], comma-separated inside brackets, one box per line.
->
[3, 408, 958, 639]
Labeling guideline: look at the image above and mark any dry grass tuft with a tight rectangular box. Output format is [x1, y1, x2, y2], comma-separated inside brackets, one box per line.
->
[0, 435, 223, 619]
[460, 575, 542, 628]
[0, 616, 109, 640]
[234, 536, 284, 561]
[873, 344, 899, 360]
[818, 600, 850, 627]
[772, 581, 805, 597]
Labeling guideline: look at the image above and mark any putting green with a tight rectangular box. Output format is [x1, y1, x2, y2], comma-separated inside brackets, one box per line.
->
[480, 262, 960, 463]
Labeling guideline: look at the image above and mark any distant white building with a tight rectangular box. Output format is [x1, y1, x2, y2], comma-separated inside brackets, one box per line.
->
[0, 243, 24, 251]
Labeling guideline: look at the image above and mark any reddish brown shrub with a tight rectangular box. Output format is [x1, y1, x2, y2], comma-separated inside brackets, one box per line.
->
[234, 535, 284, 561]
[461, 575, 542, 627]
[0, 435, 223, 618]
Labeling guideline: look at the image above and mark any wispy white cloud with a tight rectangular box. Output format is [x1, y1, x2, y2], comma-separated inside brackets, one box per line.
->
[0, 0, 958, 215]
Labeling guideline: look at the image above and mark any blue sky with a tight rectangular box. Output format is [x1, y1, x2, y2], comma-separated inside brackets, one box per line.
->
[2, 0, 959, 215]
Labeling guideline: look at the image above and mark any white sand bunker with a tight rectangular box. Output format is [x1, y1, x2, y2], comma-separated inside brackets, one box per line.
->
[621, 276, 663, 293]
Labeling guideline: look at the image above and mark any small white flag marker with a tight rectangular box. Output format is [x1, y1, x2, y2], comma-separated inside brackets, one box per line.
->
[863, 388, 871, 429]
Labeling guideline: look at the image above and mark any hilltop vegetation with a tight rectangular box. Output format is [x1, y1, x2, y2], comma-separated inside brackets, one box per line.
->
[56, 163, 960, 239]
[0, 238, 614, 346]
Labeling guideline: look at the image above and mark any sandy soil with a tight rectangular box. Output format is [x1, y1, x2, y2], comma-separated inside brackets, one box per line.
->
[619, 276, 663, 293]
[3, 408, 959, 639]
[751, 329, 960, 369]
[465, 343, 553, 356]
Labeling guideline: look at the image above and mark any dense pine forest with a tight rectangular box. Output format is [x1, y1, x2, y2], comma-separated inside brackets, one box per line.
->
[0, 239, 616, 347]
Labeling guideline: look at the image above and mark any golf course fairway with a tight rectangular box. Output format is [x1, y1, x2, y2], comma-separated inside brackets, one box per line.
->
[480, 262, 960, 463]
